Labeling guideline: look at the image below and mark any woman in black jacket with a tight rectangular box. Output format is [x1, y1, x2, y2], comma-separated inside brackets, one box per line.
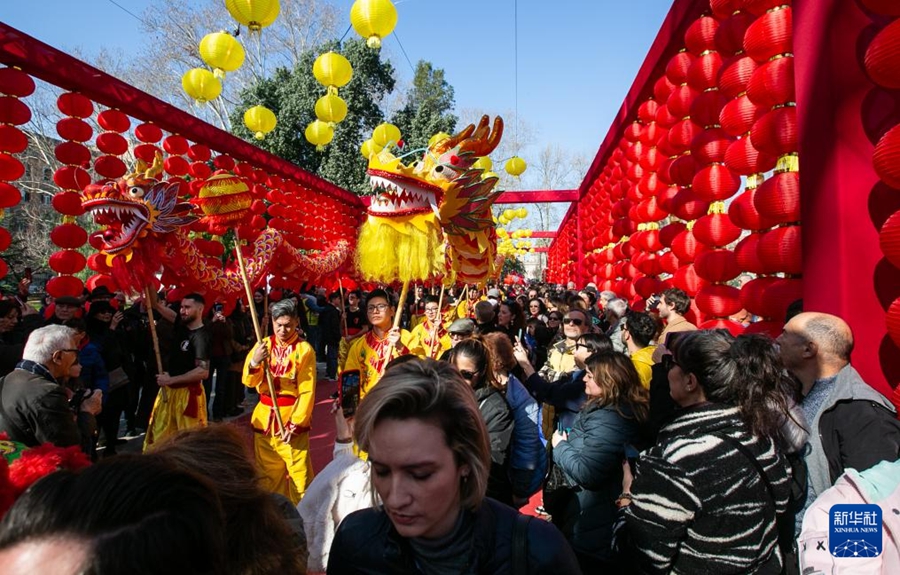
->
[327, 359, 581, 575]
[449, 338, 515, 506]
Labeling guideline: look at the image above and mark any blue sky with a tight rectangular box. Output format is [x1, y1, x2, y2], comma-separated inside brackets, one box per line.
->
[1, 0, 674, 187]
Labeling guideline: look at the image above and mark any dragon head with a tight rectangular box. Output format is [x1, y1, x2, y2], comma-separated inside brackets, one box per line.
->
[82, 155, 199, 257]
[366, 116, 503, 217]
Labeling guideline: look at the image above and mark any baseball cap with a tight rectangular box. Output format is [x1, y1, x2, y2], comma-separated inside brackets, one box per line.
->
[487, 288, 501, 299]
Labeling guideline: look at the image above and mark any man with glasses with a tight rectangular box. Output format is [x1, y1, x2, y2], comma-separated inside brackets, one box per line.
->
[341, 289, 412, 401]
[0, 325, 101, 449]
[408, 295, 451, 359]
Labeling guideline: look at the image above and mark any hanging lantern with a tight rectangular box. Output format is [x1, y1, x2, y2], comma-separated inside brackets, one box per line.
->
[199, 31, 245, 79]
[313, 52, 353, 93]
[372, 122, 401, 147]
[181, 68, 222, 103]
[473, 156, 493, 171]
[360, 138, 383, 159]
[350, 0, 398, 49]
[428, 132, 451, 147]
[315, 93, 347, 125]
[505, 157, 527, 177]
[243, 105, 276, 139]
[874, 123, 900, 189]
[225, 0, 280, 32]
[305, 120, 334, 151]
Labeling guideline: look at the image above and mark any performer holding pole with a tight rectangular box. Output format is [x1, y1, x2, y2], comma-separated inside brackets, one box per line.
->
[409, 290, 450, 359]
[144, 287, 167, 403]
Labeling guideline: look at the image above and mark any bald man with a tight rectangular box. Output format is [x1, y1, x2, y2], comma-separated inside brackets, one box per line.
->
[778, 312, 900, 511]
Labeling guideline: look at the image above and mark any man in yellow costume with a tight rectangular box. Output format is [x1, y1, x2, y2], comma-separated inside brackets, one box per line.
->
[342, 289, 412, 399]
[243, 299, 316, 504]
[408, 295, 451, 359]
[144, 293, 210, 451]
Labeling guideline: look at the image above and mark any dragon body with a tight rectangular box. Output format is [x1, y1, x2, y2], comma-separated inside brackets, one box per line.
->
[356, 115, 505, 285]
[82, 159, 350, 298]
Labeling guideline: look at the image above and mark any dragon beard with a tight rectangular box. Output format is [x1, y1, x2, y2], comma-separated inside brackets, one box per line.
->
[356, 212, 444, 284]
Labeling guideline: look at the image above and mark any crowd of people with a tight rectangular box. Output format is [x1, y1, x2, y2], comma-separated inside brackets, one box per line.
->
[1, 277, 899, 574]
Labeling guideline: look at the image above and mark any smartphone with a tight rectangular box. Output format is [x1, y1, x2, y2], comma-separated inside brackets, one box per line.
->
[213, 302, 224, 314]
[624, 443, 640, 475]
[339, 369, 361, 419]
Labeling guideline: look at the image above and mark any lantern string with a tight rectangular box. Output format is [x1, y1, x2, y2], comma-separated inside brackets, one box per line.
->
[514, 0, 519, 151]
[338, 24, 353, 44]
[392, 32, 417, 76]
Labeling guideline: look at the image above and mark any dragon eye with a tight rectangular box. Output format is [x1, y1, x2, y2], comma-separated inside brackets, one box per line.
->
[128, 186, 144, 199]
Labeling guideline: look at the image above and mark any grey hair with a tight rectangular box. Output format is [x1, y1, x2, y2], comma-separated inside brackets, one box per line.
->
[22, 325, 77, 365]
[269, 299, 298, 320]
[600, 290, 617, 301]
[605, 298, 628, 320]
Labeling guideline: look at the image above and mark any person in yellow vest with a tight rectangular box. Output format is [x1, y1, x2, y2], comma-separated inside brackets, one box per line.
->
[455, 285, 480, 320]
[341, 289, 412, 400]
[243, 299, 316, 504]
[409, 295, 452, 359]
[621, 311, 658, 389]
[409, 285, 427, 330]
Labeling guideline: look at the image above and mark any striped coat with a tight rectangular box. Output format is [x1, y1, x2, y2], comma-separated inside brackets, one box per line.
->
[624, 403, 790, 574]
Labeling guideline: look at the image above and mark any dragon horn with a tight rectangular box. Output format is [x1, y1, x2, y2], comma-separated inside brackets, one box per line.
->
[458, 116, 504, 157]
[432, 122, 477, 155]
[144, 153, 165, 180]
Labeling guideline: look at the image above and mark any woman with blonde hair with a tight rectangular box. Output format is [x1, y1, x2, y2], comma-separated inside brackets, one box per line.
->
[328, 359, 580, 574]
[551, 351, 648, 570]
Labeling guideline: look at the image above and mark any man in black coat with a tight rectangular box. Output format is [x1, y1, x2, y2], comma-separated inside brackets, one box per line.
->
[0, 324, 102, 449]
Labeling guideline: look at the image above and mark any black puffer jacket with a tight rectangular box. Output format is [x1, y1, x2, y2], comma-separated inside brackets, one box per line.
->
[473, 385, 514, 505]
[327, 498, 582, 575]
[0, 367, 81, 447]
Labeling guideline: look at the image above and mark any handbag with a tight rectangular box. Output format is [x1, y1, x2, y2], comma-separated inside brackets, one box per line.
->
[106, 366, 129, 391]
[542, 451, 576, 520]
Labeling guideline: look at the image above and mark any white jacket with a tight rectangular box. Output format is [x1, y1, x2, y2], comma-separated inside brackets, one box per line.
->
[798, 459, 900, 574]
[298, 442, 374, 573]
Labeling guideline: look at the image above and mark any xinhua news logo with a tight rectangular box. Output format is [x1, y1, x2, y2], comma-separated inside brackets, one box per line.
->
[829, 504, 882, 558]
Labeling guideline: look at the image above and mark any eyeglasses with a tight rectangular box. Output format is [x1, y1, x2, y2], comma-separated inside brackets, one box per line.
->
[459, 369, 480, 381]
[449, 332, 469, 339]
[574, 343, 589, 350]
[548, 316, 561, 322]
[367, 303, 390, 312]
[424, 306, 440, 312]
[562, 317, 584, 326]
[661, 354, 680, 372]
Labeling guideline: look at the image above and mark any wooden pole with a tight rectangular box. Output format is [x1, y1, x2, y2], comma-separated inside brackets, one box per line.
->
[234, 237, 285, 437]
[145, 286, 167, 403]
[337, 275, 348, 339]
[429, 283, 445, 359]
[379, 279, 410, 373]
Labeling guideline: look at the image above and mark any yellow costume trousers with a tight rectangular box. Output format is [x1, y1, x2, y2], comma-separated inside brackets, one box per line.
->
[143, 384, 207, 451]
[251, 403, 314, 505]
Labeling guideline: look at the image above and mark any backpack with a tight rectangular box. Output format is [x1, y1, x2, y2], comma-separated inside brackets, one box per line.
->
[505, 374, 549, 498]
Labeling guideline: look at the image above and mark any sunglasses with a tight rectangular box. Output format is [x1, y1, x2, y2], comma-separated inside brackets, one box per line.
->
[574, 343, 590, 350]
[562, 317, 584, 326]
[661, 354, 680, 372]
[548, 316, 561, 322]
[459, 369, 480, 381]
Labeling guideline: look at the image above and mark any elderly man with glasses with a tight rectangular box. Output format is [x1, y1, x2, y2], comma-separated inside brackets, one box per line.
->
[0, 325, 102, 449]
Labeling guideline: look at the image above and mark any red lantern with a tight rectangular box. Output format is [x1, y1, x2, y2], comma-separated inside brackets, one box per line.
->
[55, 117, 91, 141]
[754, 171, 800, 223]
[671, 229, 708, 263]
[730, 187, 778, 231]
[746, 56, 796, 109]
[685, 16, 719, 56]
[861, 0, 900, 15]
[660, 250, 680, 274]
[86, 274, 119, 294]
[696, 284, 743, 317]
[695, 249, 741, 283]
[667, 85, 699, 121]
[135, 123, 163, 143]
[0, 182, 21, 209]
[163, 135, 190, 155]
[693, 213, 741, 247]
[710, 0, 743, 19]
[672, 264, 709, 296]
[57, 93, 93, 118]
[687, 52, 723, 92]
[741, 277, 779, 318]
[54, 141, 91, 166]
[188, 144, 212, 162]
[53, 166, 91, 191]
[0, 153, 24, 181]
[671, 187, 710, 221]
[45, 275, 84, 298]
[51, 191, 85, 216]
[757, 225, 802, 275]
[720, 95, 764, 137]
[715, 11, 757, 57]
[762, 278, 803, 321]
[691, 128, 733, 165]
[744, 7, 792, 63]
[734, 233, 767, 274]
[887, 297, 900, 349]
[0, 67, 36, 97]
[634, 276, 664, 299]
[666, 51, 696, 85]
[690, 91, 729, 129]
[49, 250, 87, 274]
[750, 106, 797, 158]
[667, 154, 698, 186]
[50, 223, 88, 249]
[93, 155, 127, 179]
[879, 210, 900, 269]
[97, 109, 130, 132]
[164, 156, 190, 176]
[718, 55, 759, 99]
[133, 143, 161, 162]
[0, 125, 27, 154]
[692, 164, 741, 202]
[874, 123, 900, 189]
[724, 134, 778, 176]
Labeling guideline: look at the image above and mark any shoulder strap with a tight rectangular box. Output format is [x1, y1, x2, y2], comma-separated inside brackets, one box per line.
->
[714, 432, 776, 505]
[512, 513, 531, 575]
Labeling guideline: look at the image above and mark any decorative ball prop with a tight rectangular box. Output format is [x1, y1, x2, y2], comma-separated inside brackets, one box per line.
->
[194, 173, 253, 225]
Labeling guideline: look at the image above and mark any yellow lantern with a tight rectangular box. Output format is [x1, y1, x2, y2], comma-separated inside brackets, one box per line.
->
[181, 68, 222, 103]
[243, 105, 276, 140]
[503, 209, 514, 220]
[315, 93, 348, 125]
[482, 170, 498, 180]
[372, 122, 401, 147]
[350, 0, 398, 49]
[498, 215, 509, 225]
[516, 207, 528, 219]
[428, 132, 451, 147]
[473, 156, 493, 171]
[305, 120, 334, 151]
[505, 156, 527, 176]
[225, 0, 280, 32]
[313, 52, 353, 93]
[360, 138, 383, 159]
[199, 31, 245, 78]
